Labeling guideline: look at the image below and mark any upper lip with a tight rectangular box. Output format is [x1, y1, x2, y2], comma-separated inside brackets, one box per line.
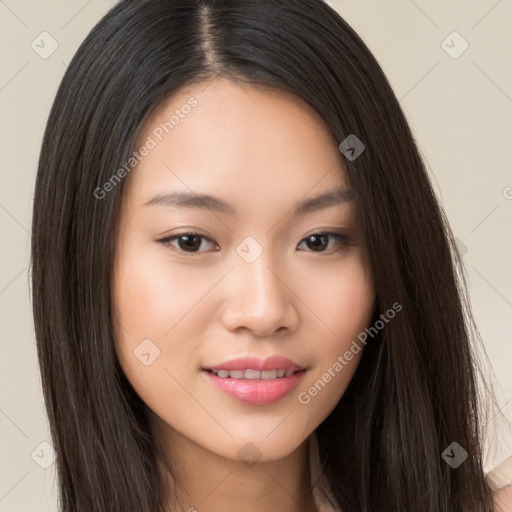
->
[203, 355, 305, 372]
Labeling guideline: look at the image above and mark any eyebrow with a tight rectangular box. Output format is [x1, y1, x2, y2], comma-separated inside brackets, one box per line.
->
[143, 187, 355, 216]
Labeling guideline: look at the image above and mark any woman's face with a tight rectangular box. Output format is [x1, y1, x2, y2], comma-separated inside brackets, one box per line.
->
[112, 78, 376, 462]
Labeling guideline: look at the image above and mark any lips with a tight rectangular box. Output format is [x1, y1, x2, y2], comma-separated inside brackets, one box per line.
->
[202, 355, 307, 405]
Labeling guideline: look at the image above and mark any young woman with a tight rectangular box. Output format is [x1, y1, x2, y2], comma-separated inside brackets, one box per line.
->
[30, 0, 511, 510]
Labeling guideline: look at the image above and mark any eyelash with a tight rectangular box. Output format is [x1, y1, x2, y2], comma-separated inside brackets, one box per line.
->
[157, 231, 351, 255]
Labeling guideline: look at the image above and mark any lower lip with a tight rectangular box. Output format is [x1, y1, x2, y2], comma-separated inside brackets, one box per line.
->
[202, 370, 306, 405]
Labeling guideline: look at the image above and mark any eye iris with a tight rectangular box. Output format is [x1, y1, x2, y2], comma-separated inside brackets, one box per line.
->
[179, 235, 202, 251]
[307, 234, 328, 251]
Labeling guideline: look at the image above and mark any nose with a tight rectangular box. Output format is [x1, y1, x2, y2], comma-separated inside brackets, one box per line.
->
[220, 251, 300, 338]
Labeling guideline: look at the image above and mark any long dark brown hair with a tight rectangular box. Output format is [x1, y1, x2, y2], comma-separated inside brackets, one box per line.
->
[30, 0, 500, 510]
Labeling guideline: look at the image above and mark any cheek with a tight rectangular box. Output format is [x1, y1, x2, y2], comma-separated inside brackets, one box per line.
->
[330, 263, 375, 351]
[112, 246, 206, 424]
[113, 242, 206, 337]
[294, 252, 375, 420]
[296, 249, 375, 348]
[111, 242, 202, 382]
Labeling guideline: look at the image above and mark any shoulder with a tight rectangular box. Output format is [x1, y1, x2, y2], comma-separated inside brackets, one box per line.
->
[487, 455, 512, 512]
[493, 486, 512, 512]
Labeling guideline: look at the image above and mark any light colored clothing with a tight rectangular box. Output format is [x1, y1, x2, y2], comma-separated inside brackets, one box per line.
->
[487, 455, 512, 511]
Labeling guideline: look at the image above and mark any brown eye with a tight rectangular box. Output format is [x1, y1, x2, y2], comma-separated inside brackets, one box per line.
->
[297, 232, 350, 253]
[158, 233, 216, 253]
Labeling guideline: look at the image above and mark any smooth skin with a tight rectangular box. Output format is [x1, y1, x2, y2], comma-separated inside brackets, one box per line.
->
[112, 78, 376, 512]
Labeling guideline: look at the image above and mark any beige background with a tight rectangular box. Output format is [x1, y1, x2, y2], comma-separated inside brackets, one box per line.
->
[1, 0, 511, 510]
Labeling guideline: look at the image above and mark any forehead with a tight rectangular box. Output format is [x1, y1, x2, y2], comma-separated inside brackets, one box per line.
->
[126, 79, 349, 206]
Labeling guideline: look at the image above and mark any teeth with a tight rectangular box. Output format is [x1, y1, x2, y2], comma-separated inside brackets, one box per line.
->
[210, 368, 301, 380]
[261, 370, 277, 380]
[245, 369, 261, 380]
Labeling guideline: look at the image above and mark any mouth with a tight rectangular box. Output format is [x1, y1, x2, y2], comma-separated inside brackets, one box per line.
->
[201, 356, 307, 405]
[203, 368, 305, 380]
